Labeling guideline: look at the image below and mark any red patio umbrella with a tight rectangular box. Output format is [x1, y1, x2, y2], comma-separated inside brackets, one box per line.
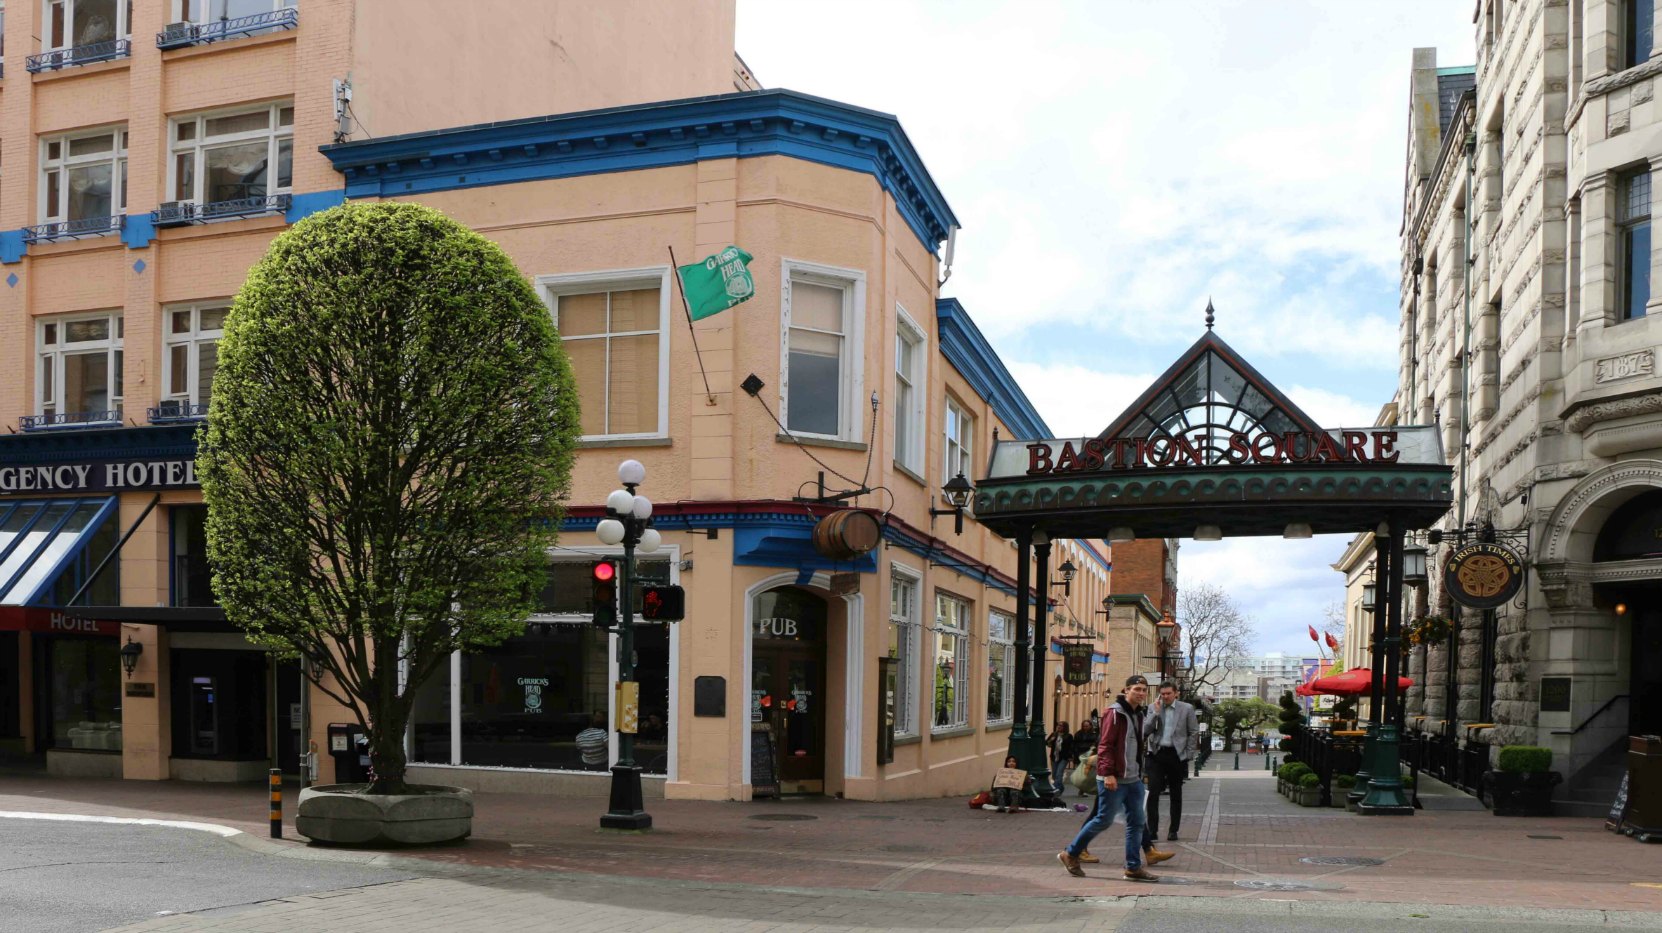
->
[1307, 666, 1413, 697]
[1294, 681, 1318, 697]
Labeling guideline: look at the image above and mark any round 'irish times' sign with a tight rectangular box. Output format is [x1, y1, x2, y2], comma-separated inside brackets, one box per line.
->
[1444, 542, 1525, 609]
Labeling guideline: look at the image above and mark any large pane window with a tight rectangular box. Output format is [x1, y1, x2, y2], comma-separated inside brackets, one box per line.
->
[162, 303, 227, 413]
[39, 636, 121, 750]
[932, 592, 969, 731]
[416, 557, 672, 774]
[170, 104, 293, 210]
[988, 610, 1014, 725]
[37, 313, 123, 422]
[45, 0, 129, 50]
[551, 282, 664, 438]
[887, 569, 919, 737]
[41, 129, 127, 225]
[894, 309, 926, 475]
[177, 0, 295, 21]
[1621, 169, 1652, 321]
[1627, 0, 1655, 70]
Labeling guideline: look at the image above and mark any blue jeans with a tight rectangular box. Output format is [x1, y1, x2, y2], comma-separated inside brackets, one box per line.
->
[1067, 777, 1147, 869]
[1051, 756, 1069, 793]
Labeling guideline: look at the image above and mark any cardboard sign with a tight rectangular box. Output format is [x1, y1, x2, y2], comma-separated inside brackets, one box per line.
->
[993, 768, 1027, 790]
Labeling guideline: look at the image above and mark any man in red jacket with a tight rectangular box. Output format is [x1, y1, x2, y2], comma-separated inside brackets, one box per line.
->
[1057, 675, 1171, 882]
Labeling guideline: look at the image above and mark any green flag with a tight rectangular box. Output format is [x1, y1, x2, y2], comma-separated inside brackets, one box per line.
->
[677, 246, 755, 321]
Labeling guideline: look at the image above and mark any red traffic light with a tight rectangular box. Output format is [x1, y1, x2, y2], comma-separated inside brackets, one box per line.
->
[592, 561, 616, 583]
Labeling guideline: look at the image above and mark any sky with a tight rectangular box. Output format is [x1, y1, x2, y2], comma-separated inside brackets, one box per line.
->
[735, 1, 1474, 656]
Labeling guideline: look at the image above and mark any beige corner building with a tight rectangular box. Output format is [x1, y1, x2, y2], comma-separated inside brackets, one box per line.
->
[0, 1, 1157, 802]
[1398, 0, 1662, 811]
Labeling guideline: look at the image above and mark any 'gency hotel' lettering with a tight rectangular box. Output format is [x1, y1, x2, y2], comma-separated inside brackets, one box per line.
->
[0, 459, 198, 493]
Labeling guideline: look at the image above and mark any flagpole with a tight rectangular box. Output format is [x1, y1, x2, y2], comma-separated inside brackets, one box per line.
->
[668, 246, 717, 406]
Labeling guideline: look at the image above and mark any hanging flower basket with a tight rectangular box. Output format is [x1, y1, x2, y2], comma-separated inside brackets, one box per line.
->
[1403, 615, 1454, 652]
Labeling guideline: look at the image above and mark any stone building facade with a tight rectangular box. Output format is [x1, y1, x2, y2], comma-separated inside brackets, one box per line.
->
[1399, 0, 1662, 809]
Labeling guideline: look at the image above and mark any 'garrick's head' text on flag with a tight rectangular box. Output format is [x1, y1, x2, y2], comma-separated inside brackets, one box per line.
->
[676, 246, 754, 321]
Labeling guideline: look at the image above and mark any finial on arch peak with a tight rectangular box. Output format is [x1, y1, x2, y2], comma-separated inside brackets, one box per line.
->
[1204, 298, 1215, 331]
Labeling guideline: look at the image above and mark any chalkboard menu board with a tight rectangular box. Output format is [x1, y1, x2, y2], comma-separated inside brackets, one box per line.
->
[751, 725, 779, 798]
[1608, 771, 1630, 832]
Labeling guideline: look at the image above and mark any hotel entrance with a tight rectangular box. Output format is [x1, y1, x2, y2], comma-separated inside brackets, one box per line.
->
[751, 586, 827, 794]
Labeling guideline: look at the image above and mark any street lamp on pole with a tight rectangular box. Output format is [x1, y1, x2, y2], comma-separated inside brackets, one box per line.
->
[598, 459, 661, 831]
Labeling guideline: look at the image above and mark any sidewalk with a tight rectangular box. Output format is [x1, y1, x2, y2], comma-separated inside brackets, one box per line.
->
[4, 764, 1661, 913]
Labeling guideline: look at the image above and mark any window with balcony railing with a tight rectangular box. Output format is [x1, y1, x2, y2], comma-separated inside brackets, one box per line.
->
[33, 0, 131, 71]
[165, 104, 292, 222]
[35, 128, 126, 242]
[33, 312, 123, 430]
[154, 303, 226, 422]
[160, 0, 296, 48]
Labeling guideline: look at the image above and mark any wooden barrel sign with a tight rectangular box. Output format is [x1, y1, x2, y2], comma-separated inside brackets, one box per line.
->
[812, 510, 881, 560]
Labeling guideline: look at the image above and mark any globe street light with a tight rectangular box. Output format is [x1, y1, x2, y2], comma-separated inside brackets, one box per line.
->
[601, 459, 658, 831]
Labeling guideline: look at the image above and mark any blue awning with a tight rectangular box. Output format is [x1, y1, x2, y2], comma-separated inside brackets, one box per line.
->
[0, 498, 118, 605]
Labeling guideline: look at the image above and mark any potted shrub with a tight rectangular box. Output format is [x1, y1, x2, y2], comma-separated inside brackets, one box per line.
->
[1332, 773, 1355, 807]
[1282, 763, 1312, 798]
[1297, 772, 1322, 806]
[1483, 746, 1560, 816]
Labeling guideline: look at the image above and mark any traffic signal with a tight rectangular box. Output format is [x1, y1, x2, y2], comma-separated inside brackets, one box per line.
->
[639, 584, 685, 622]
[591, 560, 618, 628]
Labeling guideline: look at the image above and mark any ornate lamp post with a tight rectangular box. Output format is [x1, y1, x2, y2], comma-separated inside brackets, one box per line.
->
[595, 459, 661, 831]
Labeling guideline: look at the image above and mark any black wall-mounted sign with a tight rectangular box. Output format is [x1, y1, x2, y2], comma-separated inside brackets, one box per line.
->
[693, 675, 726, 717]
[1540, 677, 1571, 713]
[1063, 642, 1094, 686]
[1445, 541, 1525, 610]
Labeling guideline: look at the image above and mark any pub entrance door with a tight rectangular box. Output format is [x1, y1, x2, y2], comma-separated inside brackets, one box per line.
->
[751, 586, 827, 795]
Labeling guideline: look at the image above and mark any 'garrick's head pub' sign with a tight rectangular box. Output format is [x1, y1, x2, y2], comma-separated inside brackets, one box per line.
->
[970, 327, 1454, 541]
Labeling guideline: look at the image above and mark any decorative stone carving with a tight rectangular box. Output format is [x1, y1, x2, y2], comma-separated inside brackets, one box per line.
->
[1540, 459, 1662, 563]
[1595, 349, 1656, 384]
[1564, 392, 1662, 434]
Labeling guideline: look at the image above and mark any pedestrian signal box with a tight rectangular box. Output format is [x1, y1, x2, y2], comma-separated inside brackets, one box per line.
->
[639, 584, 685, 621]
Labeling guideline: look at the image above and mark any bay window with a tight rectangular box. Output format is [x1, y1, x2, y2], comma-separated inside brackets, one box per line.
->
[39, 128, 127, 234]
[36, 312, 123, 426]
[169, 104, 294, 213]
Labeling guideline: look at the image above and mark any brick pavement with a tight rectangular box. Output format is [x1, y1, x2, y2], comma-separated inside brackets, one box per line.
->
[4, 756, 1662, 915]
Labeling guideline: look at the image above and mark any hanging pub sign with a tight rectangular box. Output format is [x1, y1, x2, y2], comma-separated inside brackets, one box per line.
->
[1062, 641, 1094, 686]
[1445, 541, 1525, 609]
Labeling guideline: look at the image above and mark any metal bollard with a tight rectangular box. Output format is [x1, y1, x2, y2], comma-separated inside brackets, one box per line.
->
[1234, 752, 1240, 771]
[268, 769, 283, 839]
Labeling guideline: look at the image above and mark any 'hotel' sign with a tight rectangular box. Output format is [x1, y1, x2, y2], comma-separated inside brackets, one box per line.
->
[0, 458, 199, 494]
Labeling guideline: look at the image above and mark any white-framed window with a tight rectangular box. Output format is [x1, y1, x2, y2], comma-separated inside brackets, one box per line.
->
[539, 269, 671, 440]
[932, 591, 970, 731]
[169, 103, 294, 209]
[40, 128, 127, 226]
[887, 564, 921, 737]
[988, 610, 1014, 725]
[893, 305, 926, 475]
[944, 396, 974, 496]
[781, 259, 866, 441]
[37, 312, 123, 422]
[162, 303, 228, 412]
[43, 0, 130, 52]
[174, 0, 294, 23]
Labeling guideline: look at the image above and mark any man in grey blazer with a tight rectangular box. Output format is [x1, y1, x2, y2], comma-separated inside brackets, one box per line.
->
[1144, 681, 1199, 842]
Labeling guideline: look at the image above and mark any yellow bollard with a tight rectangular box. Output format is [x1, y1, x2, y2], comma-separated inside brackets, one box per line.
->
[269, 769, 282, 839]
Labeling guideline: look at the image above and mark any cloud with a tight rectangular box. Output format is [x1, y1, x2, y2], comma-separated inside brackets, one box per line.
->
[1182, 536, 1354, 655]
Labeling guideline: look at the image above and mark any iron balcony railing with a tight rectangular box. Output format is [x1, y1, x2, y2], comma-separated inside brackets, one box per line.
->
[148, 401, 211, 423]
[23, 214, 124, 244]
[154, 194, 290, 228]
[156, 8, 298, 50]
[20, 410, 122, 431]
[27, 39, 132, 73]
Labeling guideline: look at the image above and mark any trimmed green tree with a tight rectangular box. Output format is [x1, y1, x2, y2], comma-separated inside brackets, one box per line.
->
[199, 202, 580, 795]
[1212, 697, 1277, 750]
[1277, 690, 1306, 755]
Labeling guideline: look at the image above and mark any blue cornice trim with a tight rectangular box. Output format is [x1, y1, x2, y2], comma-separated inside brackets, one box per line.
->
[319, 88, 959, 256]
[0, 188, 348, 260]
[935, 298, 1050, 441]
[288, 189, 345, 223]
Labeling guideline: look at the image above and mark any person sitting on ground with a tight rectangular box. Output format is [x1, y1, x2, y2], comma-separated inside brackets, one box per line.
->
[990, 756, 1031, 813]
[575, 713, 609, 769]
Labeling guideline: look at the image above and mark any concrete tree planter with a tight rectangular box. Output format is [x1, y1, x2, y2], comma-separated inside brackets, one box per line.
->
[296, 784, 473, 845]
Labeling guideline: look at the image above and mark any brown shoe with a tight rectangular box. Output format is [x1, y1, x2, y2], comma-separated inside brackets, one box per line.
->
[1057, 851, 1085, 877]
[1078, 850, 1100, 863]
[1144, 847, 1175, 865]
[1123, 866, 1160, 883]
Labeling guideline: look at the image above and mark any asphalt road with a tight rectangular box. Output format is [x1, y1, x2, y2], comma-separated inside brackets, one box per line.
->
[0, 818, 409, 933]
